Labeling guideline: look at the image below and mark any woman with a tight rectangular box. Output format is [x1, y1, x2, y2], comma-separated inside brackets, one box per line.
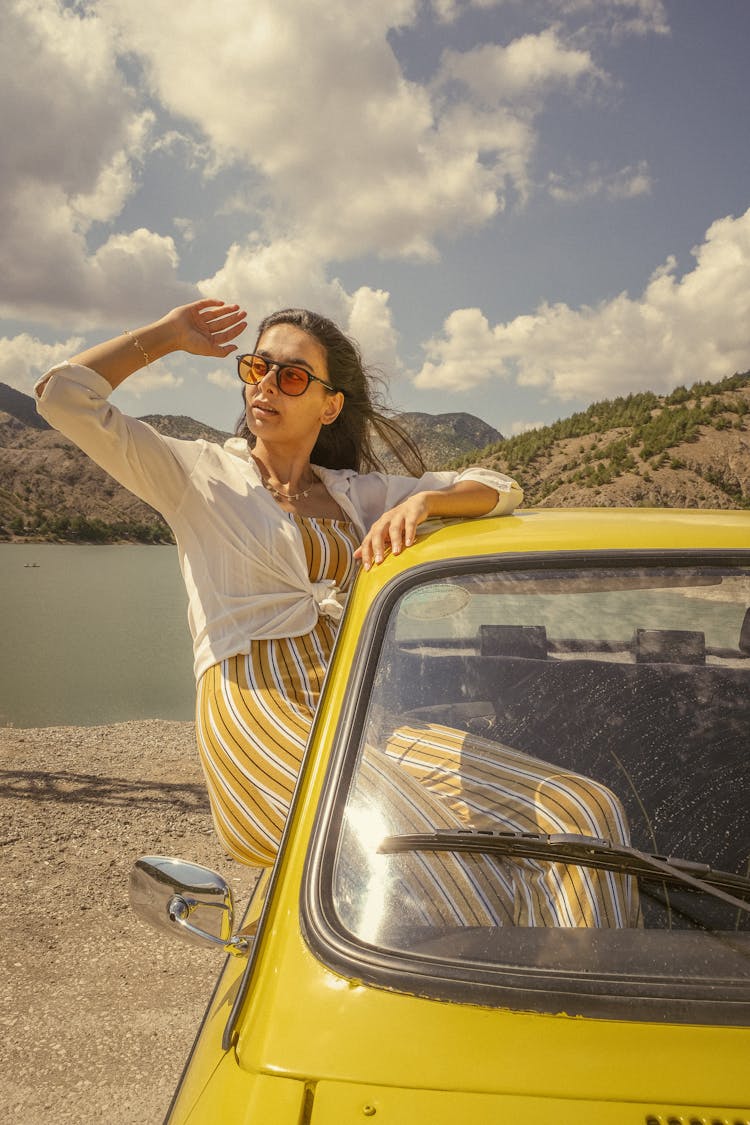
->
[35, 299, 636, 926]
[35, 299, 516, 847]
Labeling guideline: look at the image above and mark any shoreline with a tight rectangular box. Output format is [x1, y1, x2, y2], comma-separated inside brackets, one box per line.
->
[0, 537, 175, 546]
[1, 715, 193, 730]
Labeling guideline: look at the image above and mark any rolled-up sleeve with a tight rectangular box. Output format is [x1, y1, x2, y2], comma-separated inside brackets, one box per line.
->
[451, 466, 523, 516]
[35, 363, 201, 519]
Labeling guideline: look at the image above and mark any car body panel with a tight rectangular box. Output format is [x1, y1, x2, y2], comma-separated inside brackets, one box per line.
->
[230, 923, 750, 1105]
[164, 509, 750, 1123]
[174, 1062, 307, 1124]
[308, 1083, 750, 1125]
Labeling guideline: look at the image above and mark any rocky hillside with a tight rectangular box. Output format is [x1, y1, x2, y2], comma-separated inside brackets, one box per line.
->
[137, 414, 231, 443]
[0, 390, 500, 542]
[0, 383, 49, 430]
[451, 372, 750, 509]
[0, 391, 231, 543]
[375, 411, 502, 472]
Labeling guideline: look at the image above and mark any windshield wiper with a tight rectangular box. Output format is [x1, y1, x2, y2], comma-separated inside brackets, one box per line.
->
[377, 830, 750, 916]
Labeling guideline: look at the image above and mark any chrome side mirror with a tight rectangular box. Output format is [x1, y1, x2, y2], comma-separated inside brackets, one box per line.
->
[129, 856, 249, 956]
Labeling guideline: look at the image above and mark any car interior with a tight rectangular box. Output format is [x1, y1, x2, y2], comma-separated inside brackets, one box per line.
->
[376, 614, 750, 933]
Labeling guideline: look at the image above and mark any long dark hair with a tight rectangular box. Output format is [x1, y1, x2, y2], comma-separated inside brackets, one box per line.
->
[235, 308, 426, 475]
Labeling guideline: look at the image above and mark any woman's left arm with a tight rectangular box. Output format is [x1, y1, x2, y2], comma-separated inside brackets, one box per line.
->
[355, 478, 512, 570]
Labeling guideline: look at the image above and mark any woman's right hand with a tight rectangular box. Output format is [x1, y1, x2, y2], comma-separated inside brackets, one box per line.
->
[68, 298, 248, 390]
[162, 299, 248, 358]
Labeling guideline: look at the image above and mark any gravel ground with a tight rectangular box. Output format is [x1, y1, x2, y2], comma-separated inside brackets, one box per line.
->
[0, 721, 259, 1125]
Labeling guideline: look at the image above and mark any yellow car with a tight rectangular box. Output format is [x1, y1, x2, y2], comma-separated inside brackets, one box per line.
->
[131, 508, 750, 1124]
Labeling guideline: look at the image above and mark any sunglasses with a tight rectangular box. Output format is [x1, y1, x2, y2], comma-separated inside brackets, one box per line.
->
[237, 353, 337, 397]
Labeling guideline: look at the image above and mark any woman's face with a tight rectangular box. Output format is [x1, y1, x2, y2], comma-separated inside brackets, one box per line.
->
[244, 323, 343, 448]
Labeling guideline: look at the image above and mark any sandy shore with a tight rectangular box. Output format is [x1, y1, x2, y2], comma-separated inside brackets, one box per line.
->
[0, 721, 259, 1125]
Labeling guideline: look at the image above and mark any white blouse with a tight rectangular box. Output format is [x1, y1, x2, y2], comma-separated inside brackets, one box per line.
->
[36, 363, 523, 679]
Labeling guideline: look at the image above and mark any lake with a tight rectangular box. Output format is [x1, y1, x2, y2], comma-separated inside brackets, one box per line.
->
[0, 543, 195, 728]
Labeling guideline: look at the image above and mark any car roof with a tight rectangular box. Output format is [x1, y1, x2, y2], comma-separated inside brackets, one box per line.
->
[403, 506, 750, 569]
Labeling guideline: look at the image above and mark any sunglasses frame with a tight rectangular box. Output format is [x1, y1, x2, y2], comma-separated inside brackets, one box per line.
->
[236, 353, 337, 397]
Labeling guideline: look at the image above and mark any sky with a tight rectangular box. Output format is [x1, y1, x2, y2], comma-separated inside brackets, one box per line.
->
[1, 0, 749, 437]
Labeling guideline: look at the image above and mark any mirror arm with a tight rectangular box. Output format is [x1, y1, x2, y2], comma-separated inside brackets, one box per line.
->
[168, 895, 250, 956]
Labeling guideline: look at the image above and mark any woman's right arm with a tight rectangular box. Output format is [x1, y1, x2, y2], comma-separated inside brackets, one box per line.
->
[34, 299, 247, 515]
[65, 299, 247, 389]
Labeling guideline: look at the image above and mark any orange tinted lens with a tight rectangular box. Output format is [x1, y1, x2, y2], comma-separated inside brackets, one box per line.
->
[278, 366, 310, 395]
[238, 356, 268, 384]
[246, 356, 268, 383]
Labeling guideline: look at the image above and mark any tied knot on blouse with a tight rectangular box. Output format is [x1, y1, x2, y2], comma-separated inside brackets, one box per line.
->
[312, 580, 346, 622]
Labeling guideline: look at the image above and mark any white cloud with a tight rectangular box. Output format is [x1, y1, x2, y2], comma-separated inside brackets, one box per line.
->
[436, 30, 604, 105]
[560, 0, 669, 41]
[346, 288, 401, 376]
[121, 367, 184, 396]
[173, 219, 197, 245]
[548, 160, 652, 202]
[0, 327, 180, 399]
[0, 0, 191, 327]
[416, 308, 504, 391]
[87, 228, 187, 311]
[427, 0, 518, 23]
[0, 0, 672, 375]
[0, 0, 665, 341]
[199, 238, 352, 328]
[414, 208, 750, 401]
[97, 0, 558, 262]
[70, 113, 153, 225]
[430, 0, 463, 20]
[0, 206, 194, 328]
[207, 368, 238, 392]
[199, 237, 400, 376]
[0, 333, 84, 393]
[428, 0, 668, 38]
[430, 30, 606, 206]
[150, 130, 213, 172]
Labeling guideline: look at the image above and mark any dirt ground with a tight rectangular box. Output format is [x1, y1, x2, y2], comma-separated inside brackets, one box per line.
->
[0, 721, 259, 1125]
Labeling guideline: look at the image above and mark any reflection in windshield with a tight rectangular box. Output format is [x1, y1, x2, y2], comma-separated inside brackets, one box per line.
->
[331, 564, 750, 991]
[377, 831, 750, 916]
[345, 727, 640, 934]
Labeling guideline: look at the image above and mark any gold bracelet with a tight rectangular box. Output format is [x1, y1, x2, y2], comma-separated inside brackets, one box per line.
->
[125, 329, 151, 366]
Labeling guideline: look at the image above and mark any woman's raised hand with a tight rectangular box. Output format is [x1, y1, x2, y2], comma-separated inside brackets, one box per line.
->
[67, 297, 248, 390]
[166, 299, 248, 358]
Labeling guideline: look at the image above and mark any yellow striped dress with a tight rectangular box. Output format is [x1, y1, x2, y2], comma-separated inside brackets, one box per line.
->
[196, 515, 359, 866]
[195, 514, 638, 927]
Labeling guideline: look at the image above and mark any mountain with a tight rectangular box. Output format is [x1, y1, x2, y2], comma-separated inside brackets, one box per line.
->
[0, 383, 51, 430]
[375, 412, 502, 472]
[451, 372, 750, 509]
[138, 415, 231, 443]
[0, 412, 171, 544]
[2, 373, 748, 543]
[0, 389, 497, 542]
[0, 391, 236, 543]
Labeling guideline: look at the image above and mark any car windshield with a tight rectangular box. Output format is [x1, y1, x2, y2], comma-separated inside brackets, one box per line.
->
[320, 558, 750, 1019]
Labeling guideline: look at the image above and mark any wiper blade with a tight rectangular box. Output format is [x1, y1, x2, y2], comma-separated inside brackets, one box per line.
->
[378, 830, 750, 916]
